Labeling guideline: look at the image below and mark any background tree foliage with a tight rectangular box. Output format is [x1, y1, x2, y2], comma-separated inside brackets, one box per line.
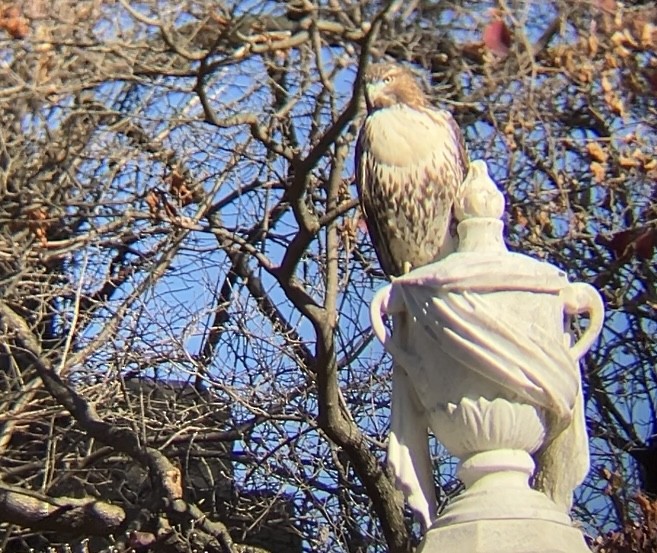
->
[0, 0, 655, 552]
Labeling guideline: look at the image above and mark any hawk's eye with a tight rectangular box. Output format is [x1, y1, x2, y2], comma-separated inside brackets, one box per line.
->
[383, 75, 393, 84]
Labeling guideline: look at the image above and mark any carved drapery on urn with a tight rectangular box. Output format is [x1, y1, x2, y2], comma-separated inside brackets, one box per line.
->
[370, 161, 604, 552]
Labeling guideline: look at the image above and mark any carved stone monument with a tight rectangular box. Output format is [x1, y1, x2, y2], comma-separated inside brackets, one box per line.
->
[370, 161, 604, 553]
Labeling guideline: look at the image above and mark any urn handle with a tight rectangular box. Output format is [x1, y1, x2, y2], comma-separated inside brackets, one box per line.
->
[561, 282, 605, 361]
[370, 286, 391, 348]
[370, 285, 422, 368]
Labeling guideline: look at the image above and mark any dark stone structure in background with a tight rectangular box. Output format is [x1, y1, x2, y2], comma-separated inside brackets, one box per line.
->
[1, 377, 301, 553]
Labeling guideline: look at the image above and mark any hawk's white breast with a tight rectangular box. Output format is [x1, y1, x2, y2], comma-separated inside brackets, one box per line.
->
[363, 105, 458, 168]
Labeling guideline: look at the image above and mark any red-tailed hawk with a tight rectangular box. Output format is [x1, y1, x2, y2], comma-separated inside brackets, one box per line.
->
[356, 62, 470, 529]
[356, 62, 469, 277]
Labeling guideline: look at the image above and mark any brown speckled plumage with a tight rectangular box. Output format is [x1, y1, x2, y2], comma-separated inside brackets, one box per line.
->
[356, 63, 469, 277]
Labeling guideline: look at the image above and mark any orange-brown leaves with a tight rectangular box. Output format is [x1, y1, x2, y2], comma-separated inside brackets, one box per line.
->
[590, 162, 607, 183]
[511, 205, 553, 239]
[0, 5, 28, 39]
[512, 206, 529, 228]
[8, 208, 50, 246]
[145, 188, 182, 219]
[639, 22, 657, 49]
[587, 143, 609, 183]
[618, 154, 640, 169]
[338, 215, 360, 264]
[599, 72, 627, 117]
[592, 492, 657, 553]
[146, 190, 161, 217]
[588, 33, 600, 57]
[167, 169, 196, 206]
[144, 169, 199, 220]
[9, 206, 52, 246]
[587, 142, 608, 163]
[606, 94, 625, 117]
[586, 134, 656, 186]
[615, 145, 657, 176]
[27, 207, 49, 246]
[544, 1, 656, 120]
[600, 466, 624, 496]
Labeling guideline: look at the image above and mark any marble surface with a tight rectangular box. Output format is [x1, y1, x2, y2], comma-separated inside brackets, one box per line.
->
[369, 161, 603, 551]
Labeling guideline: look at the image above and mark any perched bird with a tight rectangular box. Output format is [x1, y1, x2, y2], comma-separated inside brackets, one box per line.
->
[356, 62, 470, 529]
[355, 62, 469, 277]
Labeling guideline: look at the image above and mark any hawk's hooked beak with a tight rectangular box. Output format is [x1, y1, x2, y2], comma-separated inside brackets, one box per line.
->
[364, 81, 385, 112]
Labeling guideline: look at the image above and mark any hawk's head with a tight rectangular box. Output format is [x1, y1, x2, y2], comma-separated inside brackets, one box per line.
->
[363, 63, 427, 112]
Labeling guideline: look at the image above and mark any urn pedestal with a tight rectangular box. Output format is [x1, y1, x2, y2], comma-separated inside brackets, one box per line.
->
[418, 517, 591, 553]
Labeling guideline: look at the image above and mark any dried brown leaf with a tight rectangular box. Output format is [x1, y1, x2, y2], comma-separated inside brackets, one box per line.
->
[564, 50, 577, 74]
[591, 161, 607, 182]
[587, 142, 608, 163]
[619, 155, 640, 168]
[537, 210, 552, 233]
[168, 169, 195, 206]
[146, 190, 160, 216]
[605, 92, 626, 117]
[604, 52, 620, 69]
[513, 206, 529, 228]
[27, 207, 49, 246]
[578, 66, 593, 84]
[640, 22, 656, 49]
[0, 5, 29, 39]
[643, 159, 657, 171]
[610, 30, 626, 46]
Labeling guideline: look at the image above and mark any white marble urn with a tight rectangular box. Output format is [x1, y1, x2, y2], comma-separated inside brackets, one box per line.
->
[369, 161, 604, 553]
